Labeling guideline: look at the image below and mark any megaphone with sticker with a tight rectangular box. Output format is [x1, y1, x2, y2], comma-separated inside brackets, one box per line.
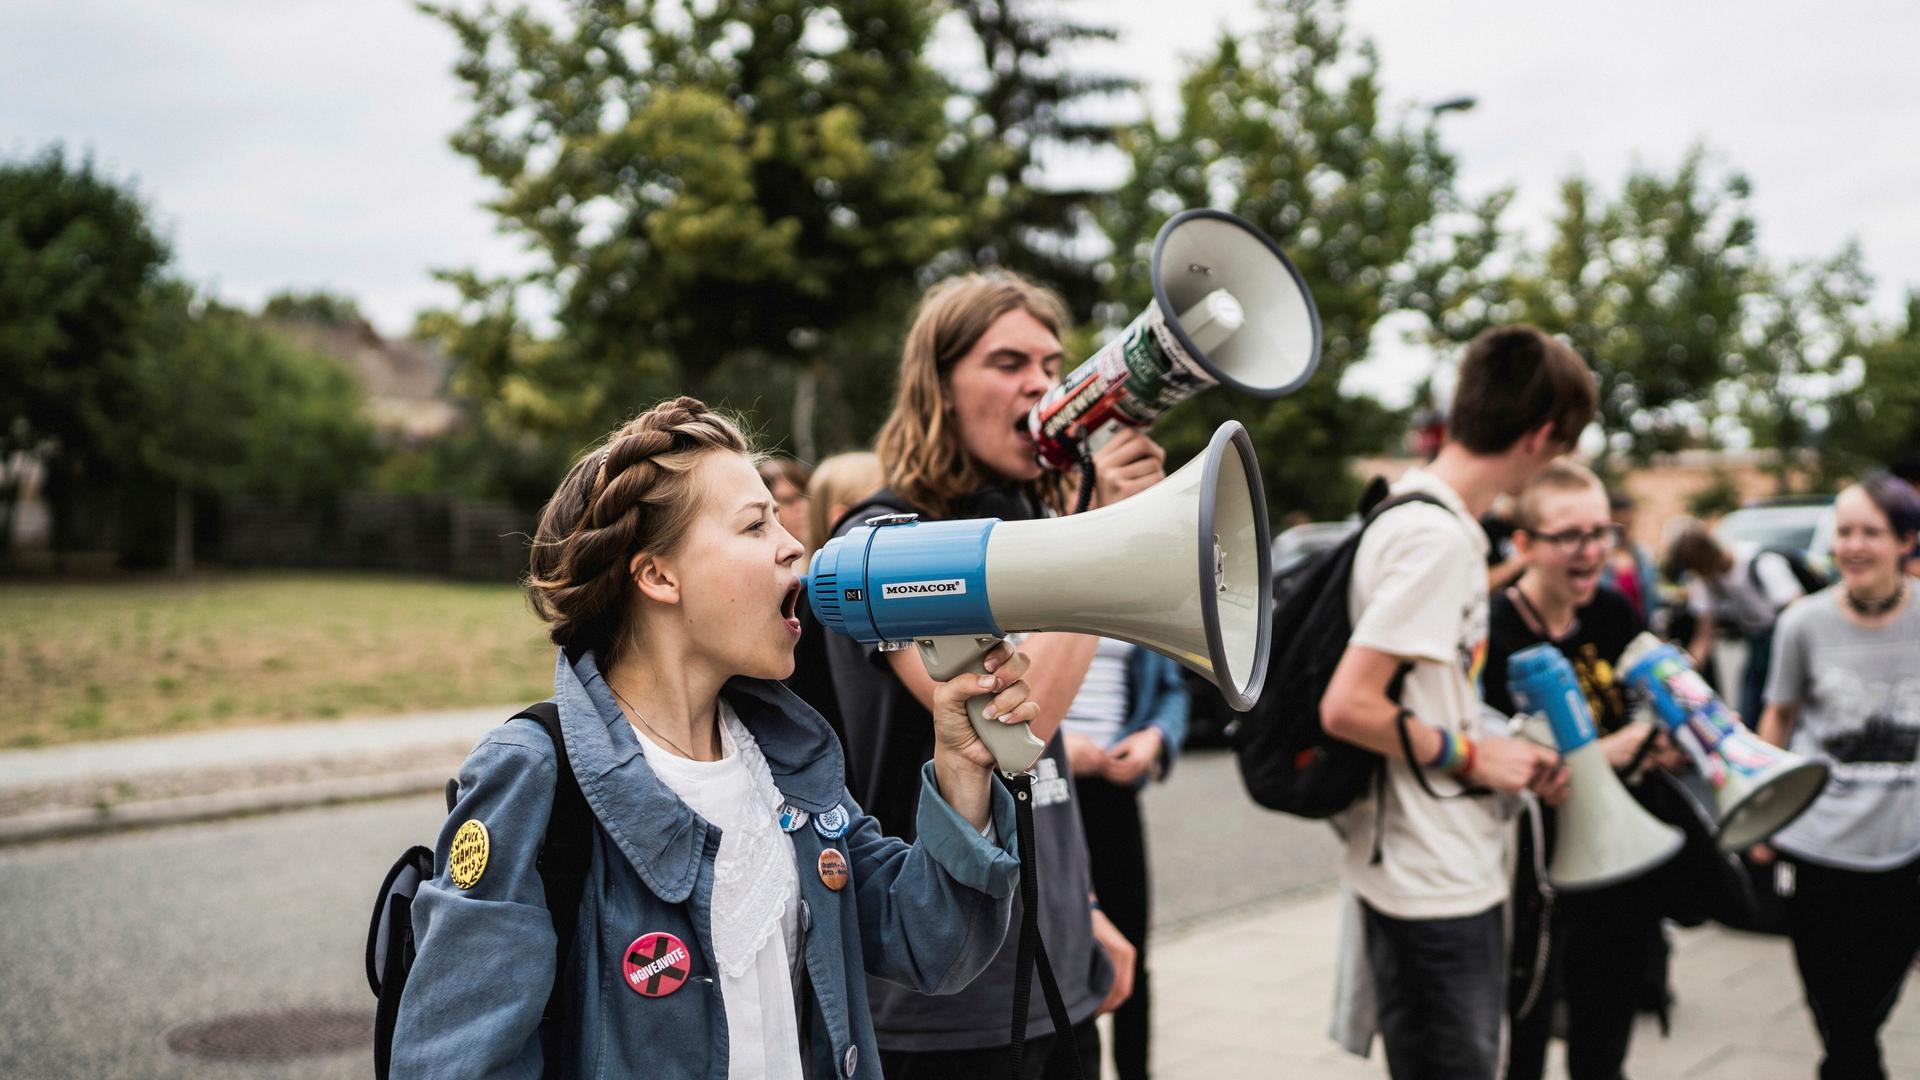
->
[1020, 210, 1320, 504]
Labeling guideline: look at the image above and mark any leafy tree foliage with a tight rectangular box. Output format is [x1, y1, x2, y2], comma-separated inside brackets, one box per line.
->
[1730, 245, 1872, 490]
[1099, 0, 1470, 517]
[1824, 295, 1920, 479]
[1427, 151, 1762, 465]
[134, 287, 379, 499]
[0, 149, 379, 563]
[946, 0, 1135, 318]
[0, 148, 170, 550]
[262, 289, 370, 329]
[422, 0, 997, 458]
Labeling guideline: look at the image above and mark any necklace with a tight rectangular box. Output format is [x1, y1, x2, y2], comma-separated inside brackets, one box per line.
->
[611, 685, 715, 761]
[1510, 584, 1579, 641]
[1844, 580, 1906, 617]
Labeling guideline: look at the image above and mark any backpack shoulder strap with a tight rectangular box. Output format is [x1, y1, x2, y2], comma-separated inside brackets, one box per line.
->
[836, 488, 919, 531]
[1362, 490, 1448, 527]
[511, 701, 593, 1026]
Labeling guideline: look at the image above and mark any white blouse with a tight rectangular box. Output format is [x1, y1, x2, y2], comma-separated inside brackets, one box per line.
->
[632, 701, 803, 1080]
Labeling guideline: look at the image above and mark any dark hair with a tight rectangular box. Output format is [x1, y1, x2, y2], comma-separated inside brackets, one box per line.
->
[1888, 453, 1920, 487]
[1663, 523, 1731, 581]
[526, 396, 753, 661]
[1448, 325, 1598, 455]
[1853, 471, 1920, 540]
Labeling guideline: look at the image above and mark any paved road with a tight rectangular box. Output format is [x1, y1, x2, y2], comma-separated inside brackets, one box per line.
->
[0, 748, 1332, 1078]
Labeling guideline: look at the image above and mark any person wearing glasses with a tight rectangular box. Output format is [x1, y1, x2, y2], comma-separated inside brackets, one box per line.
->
[1481, 460, 1684, 1080]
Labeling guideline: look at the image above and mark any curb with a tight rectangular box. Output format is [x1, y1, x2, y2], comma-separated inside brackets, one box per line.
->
[0, 768, 452, 847]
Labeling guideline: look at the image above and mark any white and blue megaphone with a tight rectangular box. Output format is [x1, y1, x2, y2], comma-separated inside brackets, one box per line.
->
[1507, 644, 1684, 890]
[809, 421, 1273, 774]
[1620, 632, 1828, 850]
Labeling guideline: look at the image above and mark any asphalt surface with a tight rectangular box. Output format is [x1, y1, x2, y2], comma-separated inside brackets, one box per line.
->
[0, 748, 1336, 1079]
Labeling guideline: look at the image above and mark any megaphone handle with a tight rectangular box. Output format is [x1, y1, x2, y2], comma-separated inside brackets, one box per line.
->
[916, 634, 1048, 775]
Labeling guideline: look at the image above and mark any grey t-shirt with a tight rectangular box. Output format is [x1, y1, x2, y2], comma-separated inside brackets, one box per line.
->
[1764, 585, 1920, 870]
[805, 489, 1111, 1051]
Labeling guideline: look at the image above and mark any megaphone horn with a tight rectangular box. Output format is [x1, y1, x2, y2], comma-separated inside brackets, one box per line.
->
[1507, 644, 1685, 891]
[809, 421, 1272, 775]
[1023, 209, 1322, 472]
[1620, 632, 1829, 850]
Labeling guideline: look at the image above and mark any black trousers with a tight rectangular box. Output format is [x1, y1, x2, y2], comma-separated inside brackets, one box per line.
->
[1363, 900, 1506, 1080]
[1507, 885, 1664, 1080]
[880, 1019, 1100, 1080]
[1075, 775, 1152, 1079]
[1785, 854, 1920, 1080]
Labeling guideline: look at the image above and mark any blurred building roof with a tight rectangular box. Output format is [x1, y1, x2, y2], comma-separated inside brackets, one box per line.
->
[267, 319, 461, 443]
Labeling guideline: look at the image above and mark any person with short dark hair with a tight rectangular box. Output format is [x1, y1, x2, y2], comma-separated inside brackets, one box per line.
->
[1321, 324, 1594, 1078]
[1755, 472, 1920, 1080]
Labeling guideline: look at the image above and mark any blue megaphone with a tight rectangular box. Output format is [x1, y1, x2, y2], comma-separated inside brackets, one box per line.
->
[1508, 644, 1683, 890]
[808, 422, 1272, 774]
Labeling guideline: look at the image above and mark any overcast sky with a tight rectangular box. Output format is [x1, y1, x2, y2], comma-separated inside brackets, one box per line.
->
[5, 1, 1915, 406]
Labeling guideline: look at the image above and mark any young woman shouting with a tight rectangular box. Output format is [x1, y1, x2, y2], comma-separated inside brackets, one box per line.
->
[393, 397, 1038, 1079]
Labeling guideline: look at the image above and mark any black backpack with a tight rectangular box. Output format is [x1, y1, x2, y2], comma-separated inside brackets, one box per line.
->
[1749, 545, 1830, 600]
[366, 702, 593, 1080]
[1232, 490, 1445, 817]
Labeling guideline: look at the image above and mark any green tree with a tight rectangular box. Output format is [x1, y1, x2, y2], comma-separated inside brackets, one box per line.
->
[1824, 294, 1920, 478]
[262, 289, 369, 329]
[1732, 245, 1872, 492]
[946, 0, 1136, 318]
[422, 0, 1002, 459]
[1490, 151, 1761, 464]
[0, 148, 170, 554]
[1098, 0, 1473, 518]
[121, 288, 381, 569]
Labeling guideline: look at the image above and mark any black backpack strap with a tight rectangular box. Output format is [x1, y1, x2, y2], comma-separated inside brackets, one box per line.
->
[511, 701, 594, 1033]
[837, 488, 918, 533]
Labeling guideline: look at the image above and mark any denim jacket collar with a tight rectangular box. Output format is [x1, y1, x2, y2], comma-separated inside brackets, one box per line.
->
[551, 649, 847, 903]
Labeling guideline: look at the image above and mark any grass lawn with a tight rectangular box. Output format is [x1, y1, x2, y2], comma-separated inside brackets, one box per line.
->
[0, 572, 556, 748]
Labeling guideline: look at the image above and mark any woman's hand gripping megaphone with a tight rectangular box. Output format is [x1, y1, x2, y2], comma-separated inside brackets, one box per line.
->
[918, 636, 1048, 775]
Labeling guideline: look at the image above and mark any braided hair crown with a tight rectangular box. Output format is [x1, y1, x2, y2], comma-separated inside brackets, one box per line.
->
[526, 396, 752, 660]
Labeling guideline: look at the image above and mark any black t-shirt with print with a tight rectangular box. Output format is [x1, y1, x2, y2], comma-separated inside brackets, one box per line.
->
[1483, 584, 1646, 732]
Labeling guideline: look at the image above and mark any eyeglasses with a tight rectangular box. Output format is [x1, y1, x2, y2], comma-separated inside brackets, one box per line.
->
[1529, 524, 1623, 554]
[775, 491, 810, 509]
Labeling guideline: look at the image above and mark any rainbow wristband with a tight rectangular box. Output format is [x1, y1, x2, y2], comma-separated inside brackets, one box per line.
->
[1426, 728, 1471, 774]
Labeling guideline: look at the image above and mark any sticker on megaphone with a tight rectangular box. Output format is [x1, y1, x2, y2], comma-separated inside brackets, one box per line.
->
[1021, 208, 1322, 472]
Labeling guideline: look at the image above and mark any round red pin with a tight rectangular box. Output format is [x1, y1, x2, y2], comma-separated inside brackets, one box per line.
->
[622, 932, 692, 997]
[817, 848, 849, 892]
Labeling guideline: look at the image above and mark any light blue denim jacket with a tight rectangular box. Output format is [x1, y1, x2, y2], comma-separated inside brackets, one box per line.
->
[392, 650, 1019, 1079]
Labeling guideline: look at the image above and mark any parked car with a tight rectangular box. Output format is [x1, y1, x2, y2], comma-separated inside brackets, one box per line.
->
[1699, 496, 1835, 713]
[1713, 498, 1834, 565]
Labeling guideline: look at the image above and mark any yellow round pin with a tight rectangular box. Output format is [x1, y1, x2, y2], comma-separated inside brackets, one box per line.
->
[448, 819, 491, 889]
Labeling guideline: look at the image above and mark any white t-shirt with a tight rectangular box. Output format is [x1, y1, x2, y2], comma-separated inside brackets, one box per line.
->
[1336, 469, 1510, 920]
[1062, 638, 1136, 747]
[633, 703, 803, 1080]
[1688, 540, 1805, 636]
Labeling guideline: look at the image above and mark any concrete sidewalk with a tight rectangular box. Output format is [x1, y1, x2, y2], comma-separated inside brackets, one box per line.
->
[0, 706, 508, 844]
[1146, 886, 1920, 1079]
